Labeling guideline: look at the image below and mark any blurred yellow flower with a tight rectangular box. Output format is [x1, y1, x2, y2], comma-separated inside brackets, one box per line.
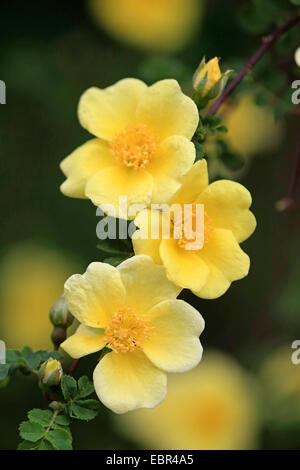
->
[260, 345, 300, 423]
[204, 94, 282, 179]
[60, 78, 198, 219]
[0, 243, 78, 350]
[221, 95, 281, 159]
[61, 255, 205, 414]
[133, 159, 256, 299]
[88, 0, 203, 52]
[193, 57, 221, 95]
[117, 351, 260, 449]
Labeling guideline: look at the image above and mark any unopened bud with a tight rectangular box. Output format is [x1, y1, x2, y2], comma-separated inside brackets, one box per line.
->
[49, 401, 65, 412]
[49, 295, 74, 328]
[38, 358, 63, 387]
[51, 326, 67, 349]
[193, 57, 221, 95]
[193, 57, 233, 109]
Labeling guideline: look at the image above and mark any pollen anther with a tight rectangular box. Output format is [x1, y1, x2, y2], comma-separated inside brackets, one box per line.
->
[110, 124, 158, 169]
[104, 307, 154, 353]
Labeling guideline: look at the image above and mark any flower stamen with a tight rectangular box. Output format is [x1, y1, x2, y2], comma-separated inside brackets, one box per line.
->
[110, 124, 158, 169]
[172, 204, 213, 252]
[104, 307, 154, 353]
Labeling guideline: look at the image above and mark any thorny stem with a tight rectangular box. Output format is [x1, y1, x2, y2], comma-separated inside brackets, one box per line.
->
[208, 14, 300, 115]
[276, 141, 300, 211]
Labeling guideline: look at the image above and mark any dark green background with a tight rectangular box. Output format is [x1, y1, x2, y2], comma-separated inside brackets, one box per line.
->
[0, 0, 300, 450]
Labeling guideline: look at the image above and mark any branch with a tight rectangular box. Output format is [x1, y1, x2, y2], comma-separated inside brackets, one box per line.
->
[67, 359, 80, 377]
[276, 140, 300, 211]
[208, 14, 300, 115]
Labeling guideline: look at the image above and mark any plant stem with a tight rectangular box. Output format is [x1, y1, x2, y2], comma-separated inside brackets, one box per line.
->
[67, 359, 80, 377]
[208, 14, 300, 115]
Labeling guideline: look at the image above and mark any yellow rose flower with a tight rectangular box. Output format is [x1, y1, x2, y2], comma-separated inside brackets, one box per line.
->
[60, 78, 199, 219]
[61, 255, 205, 414]
[117, 351, 260, 450]
[260, 345, 300, 423]
[88, 0, 203, 53]
[221, 95, 282, 159]
[133, 159, 256, 299]
[193, 57, 222, 95]
[0, 243, 78, 350]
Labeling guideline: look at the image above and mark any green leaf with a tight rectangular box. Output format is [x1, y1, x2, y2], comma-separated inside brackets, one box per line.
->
[96, 238, 130, 256]
[38, 440, 56, 450]
[78, 376, 95, 398]
[69, 403, 98, 421]
[290, 0, 300, 5]
[19, 421, 45, 442]
[0, 364, 10, 381]
[18, 440, 38, 450]
[28, 409, 52, 427]
[103, 256, 129, 267]
[194, 141, 205, 162]
[46, 429, 72, 450]
[77, 399, 100, 410]
[61, 375, 77, 401]
[6, 350, 20, 364]
[54, 415, 71, 427]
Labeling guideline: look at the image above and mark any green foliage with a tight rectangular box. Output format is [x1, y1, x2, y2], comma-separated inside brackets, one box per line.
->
[61, 375, 100, 421]
[194, 141, 205, 162]
[17, 376, 98, 450]
[194, 115, 228, 144]
[97, 236, 133, 267]
[237, 0, 284, 35]
[18, 409, 72, 450]
[0, 348, 61, 385]
[235, 0, 299, 118]
[138, 56, 192, 89]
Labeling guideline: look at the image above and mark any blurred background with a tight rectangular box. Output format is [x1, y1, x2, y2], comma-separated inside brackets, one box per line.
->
[0, 0, 300, 450]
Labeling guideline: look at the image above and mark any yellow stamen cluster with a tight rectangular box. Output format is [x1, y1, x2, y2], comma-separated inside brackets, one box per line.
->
[104, 307, 154, 353]
[110, 124, 158, 169]
[173, 205, 213, 252]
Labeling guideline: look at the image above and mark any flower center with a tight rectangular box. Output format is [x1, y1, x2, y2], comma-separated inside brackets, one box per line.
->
[104, 307, 154, 353]
[172, 204, 213, 252]
[110, 124, 158, 169]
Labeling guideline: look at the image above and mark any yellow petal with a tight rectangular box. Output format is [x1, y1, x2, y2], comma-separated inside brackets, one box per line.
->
[148, 135, 195, 204]
[136, 79, 199, 141]
[78, 78, 148, 141]
[117, 255, 181, 313]
[171, 159, 209, 205]
[194, 229, 250, 299]
[61, 324, 106, 359]
[85, 165, 153, 219]
[197, 180, 256, 243]
[64, 262, 126, 328]
[60, 139, 113, 198]
[93, 350, 167, 414]
[132, 209, 163, 265]
[159, 238, 209, 291]
[144, 299, 204, 373]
